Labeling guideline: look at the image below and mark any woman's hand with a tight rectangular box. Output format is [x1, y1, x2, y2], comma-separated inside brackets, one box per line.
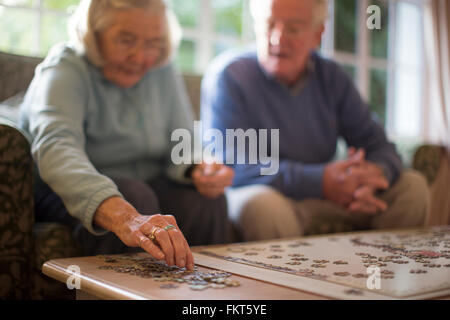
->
[94, 197, 194, 270]
[191, 163, 234, 198]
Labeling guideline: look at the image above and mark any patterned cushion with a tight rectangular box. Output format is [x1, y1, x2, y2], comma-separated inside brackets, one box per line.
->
[413, 145, 443, 185]
[32, 223, 81, 300]
[0, 125, 34, 299]
[0, 124, 80, 300]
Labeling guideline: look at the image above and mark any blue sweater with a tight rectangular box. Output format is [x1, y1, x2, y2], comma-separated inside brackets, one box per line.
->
[201, 49, 402, 200]
[19, 44, 194, 235]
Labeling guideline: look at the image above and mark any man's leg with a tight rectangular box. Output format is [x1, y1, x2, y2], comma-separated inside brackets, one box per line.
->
[226, 185, 303, 241]
[149, 177, 231, 246]
[224, 170, 428, 242]
[293, 199, 372, 236]
[292, 171, 429, 235]
[371, 170, 429, 229]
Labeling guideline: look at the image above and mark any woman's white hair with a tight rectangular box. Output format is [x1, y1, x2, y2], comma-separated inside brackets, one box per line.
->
[68, 0, 182, 68]
[250, 0, 330, 27]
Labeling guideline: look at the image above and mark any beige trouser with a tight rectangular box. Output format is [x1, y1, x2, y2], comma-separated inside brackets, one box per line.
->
[226, 170, 430, 242]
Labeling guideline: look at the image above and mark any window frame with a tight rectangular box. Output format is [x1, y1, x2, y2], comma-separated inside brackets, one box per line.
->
[321, 0, 426, 139]
[177, 0, 253, 74]
[0, 0, 74, 57]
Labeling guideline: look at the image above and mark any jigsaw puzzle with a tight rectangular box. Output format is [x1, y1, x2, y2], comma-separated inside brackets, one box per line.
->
[193, 226, 450, 299]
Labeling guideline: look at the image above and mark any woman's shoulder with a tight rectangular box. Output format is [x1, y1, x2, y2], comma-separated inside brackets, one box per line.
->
[38, 43, 92, 78]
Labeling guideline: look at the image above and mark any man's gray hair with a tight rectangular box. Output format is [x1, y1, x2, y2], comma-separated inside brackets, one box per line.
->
[250, 0, 330, 26]
[68, 0, 182, 68]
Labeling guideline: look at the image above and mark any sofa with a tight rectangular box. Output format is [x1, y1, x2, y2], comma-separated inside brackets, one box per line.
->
[0, 51, 444, 300]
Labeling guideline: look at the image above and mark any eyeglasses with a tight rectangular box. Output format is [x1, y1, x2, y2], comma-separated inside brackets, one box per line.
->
[114, 35, 165, 57]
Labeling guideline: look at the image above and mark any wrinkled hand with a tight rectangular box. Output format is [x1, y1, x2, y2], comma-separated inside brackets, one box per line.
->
[347, 185, 387, 214]
[95, 197, 194, 270]
[323, 150, 365, 206]
[345, 148, 389, 214]
[126, 214, 194, 270]
[323, 148, 389, 213]
[191, 162, 234, 198]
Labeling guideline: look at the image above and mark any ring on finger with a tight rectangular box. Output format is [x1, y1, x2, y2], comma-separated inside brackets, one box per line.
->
[163, 224, 176, 232]
[149, 226, 160, 241]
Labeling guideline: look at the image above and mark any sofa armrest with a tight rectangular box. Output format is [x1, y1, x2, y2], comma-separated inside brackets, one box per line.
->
[412, 144, 444, 186]
[0, 124, 34, 299]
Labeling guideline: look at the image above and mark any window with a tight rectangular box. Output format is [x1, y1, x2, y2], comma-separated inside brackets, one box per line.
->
[0, 0, 78, 57]
[170, 0, 253, 73]
[322, 0, 425, 139]
[0, 0, 254, 73]
[0, 0, 425, 140]
[391, 1, 424, 139]
[173, 0, 425, 139]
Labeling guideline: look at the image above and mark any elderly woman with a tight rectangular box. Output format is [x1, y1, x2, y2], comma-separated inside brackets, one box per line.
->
[19, 0, 234, 271]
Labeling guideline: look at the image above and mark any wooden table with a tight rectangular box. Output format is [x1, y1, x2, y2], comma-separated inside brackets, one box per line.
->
[42, 253, 450, 300]
[42, 253, 329, 300]
[43, 227, 450, 300]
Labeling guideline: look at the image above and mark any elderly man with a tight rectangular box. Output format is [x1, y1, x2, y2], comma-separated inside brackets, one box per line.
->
[201, 0, 429, 241]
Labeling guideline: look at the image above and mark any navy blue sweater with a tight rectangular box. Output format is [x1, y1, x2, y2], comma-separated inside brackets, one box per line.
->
[201, 49, 402, 200]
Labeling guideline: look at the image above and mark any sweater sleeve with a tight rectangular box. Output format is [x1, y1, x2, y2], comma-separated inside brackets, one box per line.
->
[333, 66, 403, 185]
[24, 59, 123, 235]
[201, 63, 325, 200]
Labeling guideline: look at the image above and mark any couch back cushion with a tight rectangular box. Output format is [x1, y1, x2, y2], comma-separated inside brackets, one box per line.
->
[0, 52, 42, 102]
[183, 73, 202, 119]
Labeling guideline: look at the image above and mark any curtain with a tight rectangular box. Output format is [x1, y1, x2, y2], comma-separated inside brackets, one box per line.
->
[423, 0, 450, 148]
[427, 148, 450, 226]
[423, 0, 450, 226]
